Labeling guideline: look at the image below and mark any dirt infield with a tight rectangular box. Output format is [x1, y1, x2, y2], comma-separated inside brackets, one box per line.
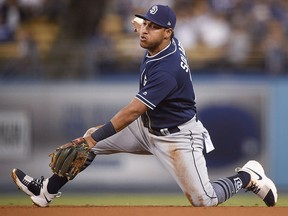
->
[1, 206, 288, 216]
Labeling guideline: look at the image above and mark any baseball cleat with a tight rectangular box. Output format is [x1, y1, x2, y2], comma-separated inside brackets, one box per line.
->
[11, 168, 61, 207]
[235, 160, 277, 207]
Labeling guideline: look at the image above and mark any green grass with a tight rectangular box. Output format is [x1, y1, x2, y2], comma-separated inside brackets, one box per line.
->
[1, 193, 287, 207]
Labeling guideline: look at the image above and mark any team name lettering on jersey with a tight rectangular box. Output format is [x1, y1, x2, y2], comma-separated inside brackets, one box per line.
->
[178, 41, 190, 73]
[180, 54, 189, 72]
[178, 40, 192, 81]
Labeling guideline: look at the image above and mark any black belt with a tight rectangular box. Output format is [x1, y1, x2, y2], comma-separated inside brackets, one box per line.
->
[148, 126, 180, 136]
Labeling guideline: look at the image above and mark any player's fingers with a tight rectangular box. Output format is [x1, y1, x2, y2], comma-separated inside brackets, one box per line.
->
[84, 135, 97, 149]
[131, 17, 143, 34]
[83, 126, 101, 137]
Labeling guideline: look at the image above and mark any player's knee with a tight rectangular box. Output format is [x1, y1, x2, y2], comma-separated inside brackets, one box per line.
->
[190, 201, 215, 207]
[187, 194, 218, 207]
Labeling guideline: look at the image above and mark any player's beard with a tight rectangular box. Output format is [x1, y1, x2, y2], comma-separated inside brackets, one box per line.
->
[140, 37, 164, 56]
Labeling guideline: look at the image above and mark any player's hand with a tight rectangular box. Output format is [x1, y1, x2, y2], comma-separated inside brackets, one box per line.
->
[83, 126, 101, 148]
[83, 134, 97, 149]
[83, 126, 102, 137]
[83, 125, 102, 149]
[131, 17, 143, 35]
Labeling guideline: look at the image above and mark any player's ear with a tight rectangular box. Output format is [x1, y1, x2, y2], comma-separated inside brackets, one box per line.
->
[164, 28, 173, 39]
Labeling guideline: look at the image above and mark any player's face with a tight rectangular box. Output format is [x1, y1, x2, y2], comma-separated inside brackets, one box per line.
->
[139, 20, 172, 55]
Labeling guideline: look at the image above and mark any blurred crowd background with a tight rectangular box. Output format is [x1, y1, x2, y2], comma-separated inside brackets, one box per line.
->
[0, 0, 287, 80]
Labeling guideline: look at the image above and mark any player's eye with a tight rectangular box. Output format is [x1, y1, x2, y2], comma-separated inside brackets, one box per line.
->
[143, 21, 163, 30]
[150, 23, 163, 30]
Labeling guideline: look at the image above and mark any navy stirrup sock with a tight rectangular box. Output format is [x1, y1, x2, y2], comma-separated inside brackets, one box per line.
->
[47, 174, 68, 194]
[235, 171, 251, 188]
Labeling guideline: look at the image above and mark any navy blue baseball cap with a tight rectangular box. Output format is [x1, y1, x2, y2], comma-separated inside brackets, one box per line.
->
[135, 5, 176, 29]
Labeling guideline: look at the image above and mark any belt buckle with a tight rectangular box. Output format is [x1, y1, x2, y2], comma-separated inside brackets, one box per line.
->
[160, 128, 170, 136]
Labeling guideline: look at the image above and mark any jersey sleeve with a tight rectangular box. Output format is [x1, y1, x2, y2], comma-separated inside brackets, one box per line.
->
[136, 71, 177, 110]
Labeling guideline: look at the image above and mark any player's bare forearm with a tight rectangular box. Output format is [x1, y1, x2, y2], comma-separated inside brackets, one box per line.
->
[111, 98, 147, 132]
[83, 99, 146, 148]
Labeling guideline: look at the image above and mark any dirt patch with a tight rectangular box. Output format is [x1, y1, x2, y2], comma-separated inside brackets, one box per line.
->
[1, 206, 288, 216]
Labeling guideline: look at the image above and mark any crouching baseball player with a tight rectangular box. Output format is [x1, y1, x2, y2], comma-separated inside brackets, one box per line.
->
[11, 5, 277, 207]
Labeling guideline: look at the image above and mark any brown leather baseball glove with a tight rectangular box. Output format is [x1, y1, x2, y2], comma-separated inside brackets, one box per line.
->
[49, 137, 90, 180]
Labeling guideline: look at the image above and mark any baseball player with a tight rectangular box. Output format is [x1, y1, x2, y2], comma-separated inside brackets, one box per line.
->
[11, 5, 277, 207]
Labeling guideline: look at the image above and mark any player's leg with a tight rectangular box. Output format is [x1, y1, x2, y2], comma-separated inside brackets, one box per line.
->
[45, 119, 150, 196]
[11, 119, 150, 207]
[146, 117, 216, 206]
[209, 160, 277, 206]
[149, 118, 276, 207]
[47, 119, 150, 194]
[182, 120, 277, 206]
[11, 149, 97, 207]
[151, 136, 246, 206]
[150, 130, 219, 206]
